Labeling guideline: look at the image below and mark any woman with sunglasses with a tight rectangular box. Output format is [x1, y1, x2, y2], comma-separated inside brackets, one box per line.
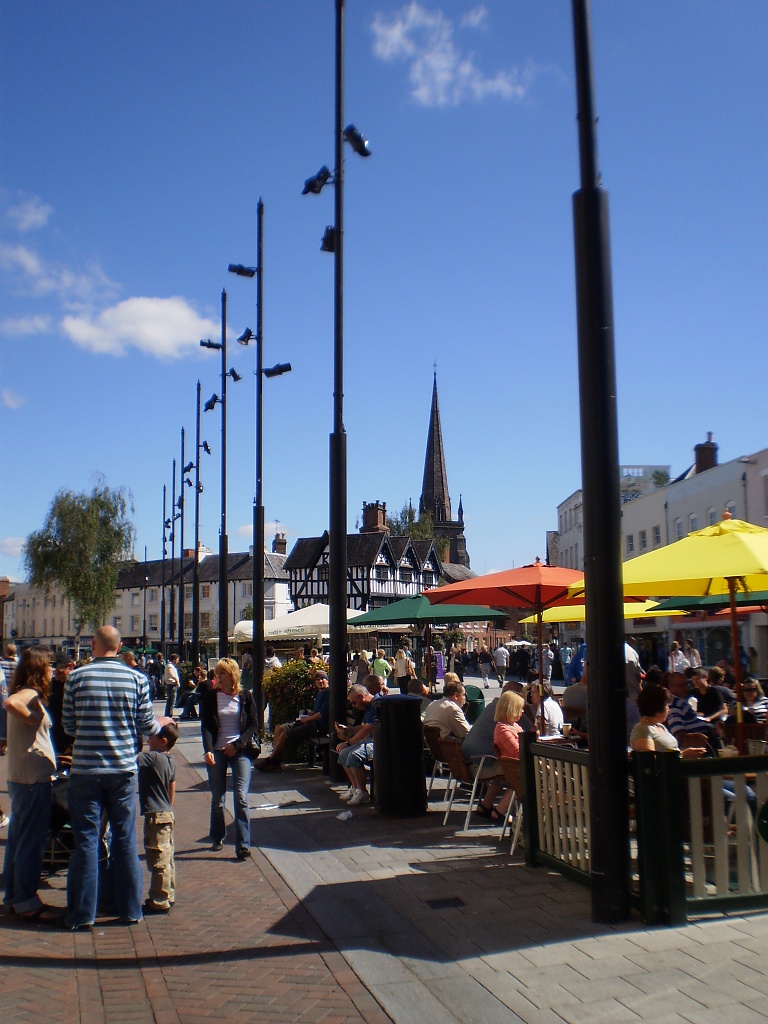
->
[200, 658, 259, 859]
[729, 678, 768, 724]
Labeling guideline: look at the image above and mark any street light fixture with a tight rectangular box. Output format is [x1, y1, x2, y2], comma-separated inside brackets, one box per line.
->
[229, 198, 292, 731]
[191, 380, 210, 667]
[301, 0, 371, 768]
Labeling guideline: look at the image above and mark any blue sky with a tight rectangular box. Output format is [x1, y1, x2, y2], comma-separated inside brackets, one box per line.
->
[1, 1, 766, 583]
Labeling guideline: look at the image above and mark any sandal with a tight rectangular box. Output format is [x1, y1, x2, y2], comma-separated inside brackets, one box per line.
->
[16, 905, 63, 923]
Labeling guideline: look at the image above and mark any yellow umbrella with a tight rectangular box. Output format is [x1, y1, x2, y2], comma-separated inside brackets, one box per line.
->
[567, 516, 768, 601]
[567, 515, 768, 745]
[520, 600, 687, 624]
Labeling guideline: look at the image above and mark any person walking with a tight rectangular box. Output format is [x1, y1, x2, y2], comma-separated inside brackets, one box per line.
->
[62, 625, 167, 931]
[163, 653, 181, 718]
[199, 657, 259, 860]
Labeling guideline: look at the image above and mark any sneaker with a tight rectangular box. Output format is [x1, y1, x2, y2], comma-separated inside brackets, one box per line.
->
[236, 847, 251, 861]
[210, 840, 224, 852]
[339, 786, 355, 801]
[143, 901, 171, 915]
[347, 789, 370, 807]
[0, 813, 9, 828]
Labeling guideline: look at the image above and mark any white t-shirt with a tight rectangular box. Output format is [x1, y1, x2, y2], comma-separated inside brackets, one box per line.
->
[164, 661, 180, 689]
[214, 692, 241, 749]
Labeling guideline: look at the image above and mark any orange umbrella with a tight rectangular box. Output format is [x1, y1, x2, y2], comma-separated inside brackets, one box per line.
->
[425, 558, 585, 730]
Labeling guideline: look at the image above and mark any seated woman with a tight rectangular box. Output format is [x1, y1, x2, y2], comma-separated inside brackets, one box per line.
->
[728, 678, 768, 723]
[526, 679, 563, 736]
[476, 690, 525, 823]
[631, 684, 706, 758]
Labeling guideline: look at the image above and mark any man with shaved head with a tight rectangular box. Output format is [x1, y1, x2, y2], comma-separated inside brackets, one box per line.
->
[63, 625, 170, 930]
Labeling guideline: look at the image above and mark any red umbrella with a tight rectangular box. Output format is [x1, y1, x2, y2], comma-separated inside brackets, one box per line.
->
[425, 559, 585, 731]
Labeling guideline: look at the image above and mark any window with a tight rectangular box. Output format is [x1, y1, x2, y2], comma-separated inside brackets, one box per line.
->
[113, 616, 122, 630]
[185, 585, 193, 599]
[131, 616, 140, 631]
[375, 568, 390, 581]
[317, 565, 329, 581]
[652, 525, 661, 546]
[639, 529, 647, 551]
[725, 501, 736, 519]
[148, 589, 157, 604]
[43, 618, 47, 635]
[422, 572, 434, 588]
[626, 534, 634, 555]
[201, 612, 211, 629]
[242, 582, 252, 598]
[675, 519, 684, 540]
[688, 513, 698, 533]
[708, 507, 717, 525]
[59, 617, 64, 635]
[131, 592, 140, 606]
[399, 569, 413, 583]
[184, 613, 193, 630]
[149, 614, 158, 630]
[201, 584, 210, 599]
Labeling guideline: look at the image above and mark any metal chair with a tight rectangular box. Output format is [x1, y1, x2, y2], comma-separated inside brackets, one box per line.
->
[423, 724, 450, 801]
[439, 735, 503, 831]
[496, 755, 524, 855]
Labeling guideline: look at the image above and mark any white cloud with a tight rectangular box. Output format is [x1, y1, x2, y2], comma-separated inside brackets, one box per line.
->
[7, 195, 53, 232]
[372, 2, 531, 107]
[1, 389, 26, 410]
[0, 537, 25, 557]
[61, 296, 221, 360]
[235, 524, 253, 538]
[461, 6, 488, 31]
[0, 241, 119, 305]
[0, 314, 52, 336]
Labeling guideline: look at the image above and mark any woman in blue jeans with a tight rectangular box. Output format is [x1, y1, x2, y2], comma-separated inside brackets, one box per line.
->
[200, 658, 259, 860]
[3, 648, 59, 921]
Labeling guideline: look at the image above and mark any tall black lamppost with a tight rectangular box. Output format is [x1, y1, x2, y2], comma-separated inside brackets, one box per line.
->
[570, 0, 628, 922]
[168, 458, 179, 646]
[191, 381, 209, 667]
[142, 545, 148, 651]
[229, 199, 292, 731]
[201, 289, 242, 658]
[161, 485, 168, 648]
[302, 0, 371, 755]
[177, 428, 194, 659]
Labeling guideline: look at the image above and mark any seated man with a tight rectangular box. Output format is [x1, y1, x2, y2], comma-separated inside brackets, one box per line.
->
[335, 680, 381, 806]
[257, 671, 330, 772]
[178, 666, 207, 720]
[664, 671, 720, 750]
[423, 676, 470, 740]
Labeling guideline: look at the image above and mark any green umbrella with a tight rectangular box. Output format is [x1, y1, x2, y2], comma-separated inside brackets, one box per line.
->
[352, 595, 508, 627]
[353, 596, 507, 690]
[652, 592, 768, 613]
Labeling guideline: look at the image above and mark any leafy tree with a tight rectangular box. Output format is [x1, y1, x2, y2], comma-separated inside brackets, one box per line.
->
[386, 501, 435, 541]
[651, 469, 670, 489]
[241, 603, 254, 621]
[24, 478, 135, 633]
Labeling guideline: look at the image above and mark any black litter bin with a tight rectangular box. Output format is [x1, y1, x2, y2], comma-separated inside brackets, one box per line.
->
[372, 694, 427, 817]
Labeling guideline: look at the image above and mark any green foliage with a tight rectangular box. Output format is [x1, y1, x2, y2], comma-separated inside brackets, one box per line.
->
[24, 477, 135, 632]
[263, 658, 317, 735]
[651, 469, 670, 489]
[241, 603, 254, 621]
[443, 628, 465, 648]
[386, 502, 435, 541]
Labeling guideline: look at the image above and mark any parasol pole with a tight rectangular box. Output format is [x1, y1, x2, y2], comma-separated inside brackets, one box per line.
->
[537, 606, 547, 734]
[728, 576, 745, 753]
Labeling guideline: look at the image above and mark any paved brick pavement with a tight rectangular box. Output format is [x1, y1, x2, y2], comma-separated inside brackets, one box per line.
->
[2, 714, 768, 1024]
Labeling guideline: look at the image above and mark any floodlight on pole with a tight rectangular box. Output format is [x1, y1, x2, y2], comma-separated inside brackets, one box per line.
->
[302, 165, 331, 195]
[227, 263, 256, 278]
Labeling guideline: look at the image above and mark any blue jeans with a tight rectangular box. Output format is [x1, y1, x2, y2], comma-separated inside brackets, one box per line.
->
[207, 750, 252, 850]
[66, 772, 144, 927]
[164, 686, 178, 718]
[3, 780, 52, 913]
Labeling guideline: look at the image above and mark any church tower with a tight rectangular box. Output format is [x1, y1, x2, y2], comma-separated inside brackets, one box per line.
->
[419, 372, 470, 568]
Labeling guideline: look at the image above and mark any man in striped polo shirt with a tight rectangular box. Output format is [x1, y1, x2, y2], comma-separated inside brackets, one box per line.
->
[63, 625, 168, 930]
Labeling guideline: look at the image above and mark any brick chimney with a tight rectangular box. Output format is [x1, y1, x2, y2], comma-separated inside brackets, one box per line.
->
[694, 432, 718, 474]
[272, 532, 287, 555]
[360, 501, 389, 534]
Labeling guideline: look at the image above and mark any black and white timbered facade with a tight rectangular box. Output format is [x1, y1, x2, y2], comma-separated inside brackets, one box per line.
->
[284, 531, 442, 612]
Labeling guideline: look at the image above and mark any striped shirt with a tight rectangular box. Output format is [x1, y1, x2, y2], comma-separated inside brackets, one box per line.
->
[63, 656, 159, 774]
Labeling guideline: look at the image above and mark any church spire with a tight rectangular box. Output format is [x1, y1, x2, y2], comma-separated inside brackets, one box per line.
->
[419, 370, 451, 523]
